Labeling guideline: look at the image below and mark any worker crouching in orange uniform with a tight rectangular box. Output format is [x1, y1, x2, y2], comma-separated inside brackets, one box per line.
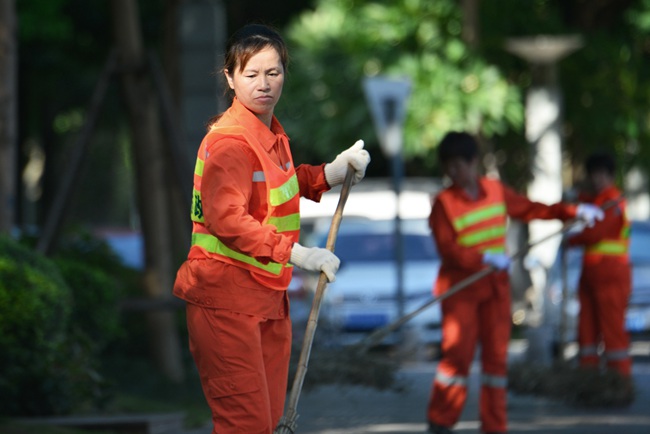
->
[426, 132, 603, 434]
[173, 24, 370, 434]
[567, 152, 632, 377]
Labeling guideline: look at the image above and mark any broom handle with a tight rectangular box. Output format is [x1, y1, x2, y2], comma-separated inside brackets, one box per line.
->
[275, 166, 355, 434]
[354, 196, 625, 354]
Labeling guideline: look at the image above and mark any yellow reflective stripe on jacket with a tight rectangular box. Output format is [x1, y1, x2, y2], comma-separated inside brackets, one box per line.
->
[483, 245, 506, 254]
[458, 225, 507, 248]
[585, 240, 628, 256]
[191, 156, 206, 223]
[191, 187, 203, 223]
[191, 233, 291, 275]
[621, 224, 631, 239]
[453, 203, 506, 232]
[195, 155, 205, 177]
[270, 175, 299, 206]
[190, 172, 298, 224]
[267, 213, 300, 233]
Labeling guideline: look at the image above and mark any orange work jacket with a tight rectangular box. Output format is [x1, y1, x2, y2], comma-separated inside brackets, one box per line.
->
[173, 98, 329, 316]
[190, 124, 300, 290]
[430, 177, 578, 297]
[568, 185, 629, 267]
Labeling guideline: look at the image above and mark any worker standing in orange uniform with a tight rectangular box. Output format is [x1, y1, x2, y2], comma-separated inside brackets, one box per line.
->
[426, 132, 603, 434]
[173, 24, 370, 434]
[567, 152, 632, 377]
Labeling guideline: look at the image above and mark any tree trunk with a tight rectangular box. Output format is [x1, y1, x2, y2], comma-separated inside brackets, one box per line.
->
[0, 0, 17, 234]
[161, 0, 192, 259]
[110, 0, 184, 383]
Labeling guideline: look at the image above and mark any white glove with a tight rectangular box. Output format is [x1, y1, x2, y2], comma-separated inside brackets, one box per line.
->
[324, 140, 371, 187]
[576, 203, 605, 227]
[289, 243, 341, 283]
[483, 252, 511, 270]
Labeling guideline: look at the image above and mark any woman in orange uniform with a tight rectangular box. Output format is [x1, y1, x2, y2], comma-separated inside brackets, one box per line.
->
[568, 152, 632, 377]
[426, 132, 602, 434]
[173, 24, 370, 433]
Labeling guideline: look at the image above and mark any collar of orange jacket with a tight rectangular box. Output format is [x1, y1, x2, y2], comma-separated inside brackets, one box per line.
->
[222, 97, 289, 153]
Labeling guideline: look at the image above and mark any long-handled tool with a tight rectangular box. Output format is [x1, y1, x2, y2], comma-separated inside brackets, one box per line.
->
[274, 166, 355, 434]
[353, 197, 625, 354]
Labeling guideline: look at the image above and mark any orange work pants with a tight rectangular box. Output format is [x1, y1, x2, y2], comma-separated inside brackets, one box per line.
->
[186, 303, 292, 433]
[578, 264, 631, 376]
[427, 279, 511, 433]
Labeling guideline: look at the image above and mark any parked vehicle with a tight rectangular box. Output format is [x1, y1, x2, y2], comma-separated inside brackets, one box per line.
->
[544, 220, 650, 345]
[300, 217, 442, 353]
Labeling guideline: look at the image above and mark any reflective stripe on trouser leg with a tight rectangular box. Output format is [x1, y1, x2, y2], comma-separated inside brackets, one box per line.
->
[480, 373, 507, 434]
[428, 294, 480, 428]
[428, 370, 469, 428]
[477, 287, 510, 434]
[605, 349, 632, 376]
[579, 344, 600, 367]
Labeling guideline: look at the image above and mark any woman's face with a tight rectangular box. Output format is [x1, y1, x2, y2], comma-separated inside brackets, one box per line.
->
[225, 46, 284, 126]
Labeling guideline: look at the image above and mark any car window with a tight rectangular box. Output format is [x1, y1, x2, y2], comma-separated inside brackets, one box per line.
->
[630, 223, 650, 263]
[320, 233, 439, 262]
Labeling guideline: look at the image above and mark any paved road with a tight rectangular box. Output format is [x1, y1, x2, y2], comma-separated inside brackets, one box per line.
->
[290, 360, 650, 434]
[186, 342, 650, 434]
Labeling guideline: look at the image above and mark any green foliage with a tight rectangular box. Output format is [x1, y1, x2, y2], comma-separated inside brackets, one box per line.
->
[0, 235, 79, 415]
[0, 232, 135, 416]
[278, 0, 523, 172]
[0, 235, 71, 354]
[480, 0, 650, 185]
[53, 258, 123, 351]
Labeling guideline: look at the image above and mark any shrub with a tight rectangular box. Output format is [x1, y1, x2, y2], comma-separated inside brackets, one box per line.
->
[53, 258, 123, 352]
[0, 235, 76, 415]
[0, 233, 127, 416]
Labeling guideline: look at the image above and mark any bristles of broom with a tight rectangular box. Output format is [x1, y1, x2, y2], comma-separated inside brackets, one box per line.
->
[508, 360, 635, 407]
[288, 338, 401, 392]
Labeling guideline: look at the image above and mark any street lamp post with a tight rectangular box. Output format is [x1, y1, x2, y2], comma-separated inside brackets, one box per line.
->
[363, 76, 411, 324]
[506, 35, 583, 364]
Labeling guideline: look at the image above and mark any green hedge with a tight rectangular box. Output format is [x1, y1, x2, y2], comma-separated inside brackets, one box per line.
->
[0, 235, 76, 415]
[0, 233, 128, 416]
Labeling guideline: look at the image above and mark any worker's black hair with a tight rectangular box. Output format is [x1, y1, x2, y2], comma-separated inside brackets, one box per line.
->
[437, 131, 479, 164]
[585, 152, 616, 176]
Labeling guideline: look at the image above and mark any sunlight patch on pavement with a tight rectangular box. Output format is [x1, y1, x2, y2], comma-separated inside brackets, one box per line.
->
[510, 415, 650, 429]
[301, 421, 481, 434]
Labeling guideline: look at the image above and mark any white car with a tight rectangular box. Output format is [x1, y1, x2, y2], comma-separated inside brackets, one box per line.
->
[303, 217, 442, 353]
[544, 220, 650, 347]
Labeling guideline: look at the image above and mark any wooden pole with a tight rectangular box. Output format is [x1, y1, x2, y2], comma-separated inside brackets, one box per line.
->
[275, 167, 355, 434]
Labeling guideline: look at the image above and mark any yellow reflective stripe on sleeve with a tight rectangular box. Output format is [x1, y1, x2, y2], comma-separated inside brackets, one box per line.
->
[195, 156, 204, 177]
[453, 203, 506, 231]
[482, 246, 506, 254]
[268, 213, 300, 233]
[585, 240, 628, 256]
[269, 175, 299, 206]
[191, 232, 291, 275]
[191, 187, 204, 223]
[621, 224, 631, 239]
[458, 225, 506, 247]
